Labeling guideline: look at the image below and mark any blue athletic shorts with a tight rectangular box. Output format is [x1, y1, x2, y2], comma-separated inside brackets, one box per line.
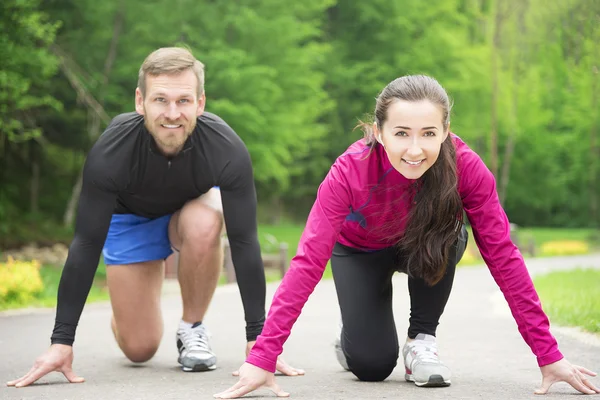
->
[102, 213, 174, 265]
[102, 187, 221, 265]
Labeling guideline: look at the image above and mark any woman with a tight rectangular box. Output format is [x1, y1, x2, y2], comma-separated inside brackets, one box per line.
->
[214, 75, 599, 398]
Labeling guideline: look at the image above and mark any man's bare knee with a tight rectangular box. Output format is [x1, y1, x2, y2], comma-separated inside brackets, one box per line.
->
[172, 203, 223, 252]
[120, 338, 161, 363]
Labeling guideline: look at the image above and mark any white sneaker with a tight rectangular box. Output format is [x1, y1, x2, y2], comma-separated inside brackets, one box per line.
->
[402, 333, 451, 387]
[176, 322, 217, 372]
[334, 320, 350, 371]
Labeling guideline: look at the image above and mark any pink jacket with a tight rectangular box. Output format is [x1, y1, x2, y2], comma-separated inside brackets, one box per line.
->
[247, 135, 563, 372]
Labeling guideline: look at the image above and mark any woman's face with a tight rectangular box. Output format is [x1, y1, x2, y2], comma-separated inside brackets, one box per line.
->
[375, 99, 448, 180]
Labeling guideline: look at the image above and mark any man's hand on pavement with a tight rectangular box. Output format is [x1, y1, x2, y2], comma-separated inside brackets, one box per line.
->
[6, 344, 84, 388]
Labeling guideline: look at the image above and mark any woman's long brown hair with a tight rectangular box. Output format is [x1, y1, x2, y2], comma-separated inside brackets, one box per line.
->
[360, 75, 463, 286]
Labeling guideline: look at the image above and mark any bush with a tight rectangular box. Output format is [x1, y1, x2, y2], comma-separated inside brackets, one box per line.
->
[540, 240, 589, 256]
[0, 257, 44, 306]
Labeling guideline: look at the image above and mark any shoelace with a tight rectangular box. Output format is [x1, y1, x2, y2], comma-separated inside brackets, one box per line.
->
[407, 341, 440, 364]
[180, 325, 211, 352]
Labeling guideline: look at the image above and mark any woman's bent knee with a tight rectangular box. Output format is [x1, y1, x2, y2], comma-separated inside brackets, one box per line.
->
[347, 351, 398, 382]
[352, 363, 397, 382]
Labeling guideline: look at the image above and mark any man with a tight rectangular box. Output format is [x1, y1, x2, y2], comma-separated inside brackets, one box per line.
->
[7, 47, 303, 388]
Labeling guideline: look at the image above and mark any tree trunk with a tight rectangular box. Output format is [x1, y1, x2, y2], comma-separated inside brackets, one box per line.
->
[489, 0, 503, 178]
[64, 169, 84, 227]
[62, 4, 124, 227]
[498, 0, 526, 205]
[269, 196, 283, 225]
[590, 65, 598, 227]
[30, 142, 39, 214]
[499, 130, 515, 205]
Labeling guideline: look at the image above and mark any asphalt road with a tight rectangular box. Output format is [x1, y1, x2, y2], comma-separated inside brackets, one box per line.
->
[1, 253, 599, 399]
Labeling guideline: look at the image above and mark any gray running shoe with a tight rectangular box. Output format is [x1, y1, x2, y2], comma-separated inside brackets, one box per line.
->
[176, 322, 217, 372]
[402, 333, 451, 387]
[334, 321, 350, 371]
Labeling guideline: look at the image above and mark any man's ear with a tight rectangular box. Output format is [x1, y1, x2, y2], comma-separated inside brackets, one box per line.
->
[135, 88, 145, 115]
[196, 92, 206, 116]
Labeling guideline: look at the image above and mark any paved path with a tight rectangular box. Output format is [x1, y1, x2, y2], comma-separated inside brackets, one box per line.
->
[1, 254, 599, 399]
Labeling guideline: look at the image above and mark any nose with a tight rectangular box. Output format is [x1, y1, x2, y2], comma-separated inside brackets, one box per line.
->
[164, 102, 181, 120]
[406, 136, 424, 157]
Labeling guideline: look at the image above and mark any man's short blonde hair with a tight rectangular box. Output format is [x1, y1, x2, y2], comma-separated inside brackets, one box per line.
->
[137, 47, 205, 97]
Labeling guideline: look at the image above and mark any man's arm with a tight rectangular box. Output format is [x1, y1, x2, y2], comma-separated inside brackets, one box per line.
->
[218, 148, 266, 342]
[51, 159, 118, 345]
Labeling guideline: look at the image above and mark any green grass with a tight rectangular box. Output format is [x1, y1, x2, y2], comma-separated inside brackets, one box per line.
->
[534, 268, 600, 334]
[464, 226, 598, 258]
[257, 223, 303, 263]
[257, 223, 334, 279]
[257, 224, 599, 276]
[257, 223, 482, 277]
[520, 227, 597, 244]
[2, 225, 595, 311]
[37, 265, 109, 307]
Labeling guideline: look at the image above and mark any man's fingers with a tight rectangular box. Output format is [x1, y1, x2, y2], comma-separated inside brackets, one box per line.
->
[14, 367, 49, 388]
[62, 367, 85, 384]
[7, 374, 29, 387]
[231, 370, 240, 377]
[7, 365, 37, 386]
[6, 374, 28, 387]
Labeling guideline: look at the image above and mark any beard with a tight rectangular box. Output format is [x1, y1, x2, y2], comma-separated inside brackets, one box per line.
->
[145, 117, 196, 156]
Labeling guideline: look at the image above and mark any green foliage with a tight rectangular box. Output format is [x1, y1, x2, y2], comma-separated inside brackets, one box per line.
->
[25, 264, 108, 309]
[1, 0, 600, 249]
[0, 0, 62, 143]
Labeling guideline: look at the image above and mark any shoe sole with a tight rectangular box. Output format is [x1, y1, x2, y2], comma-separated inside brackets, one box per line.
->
[178, 357, 217, 372]
[405, 373, 451, 387]
[182, 364, 217, 372]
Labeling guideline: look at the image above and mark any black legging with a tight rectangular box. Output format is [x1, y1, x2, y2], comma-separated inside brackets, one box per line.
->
[331, 225, 468, 382]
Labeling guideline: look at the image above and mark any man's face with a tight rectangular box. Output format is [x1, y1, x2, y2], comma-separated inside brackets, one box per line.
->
[135, 69, 205, 156]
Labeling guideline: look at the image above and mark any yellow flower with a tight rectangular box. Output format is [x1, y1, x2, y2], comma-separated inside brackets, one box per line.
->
[0, 258, 44, 305]
[540, 240, 589, 256]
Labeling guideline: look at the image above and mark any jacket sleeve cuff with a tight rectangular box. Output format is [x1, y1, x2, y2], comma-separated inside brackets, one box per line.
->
[537, 350, 563, 367]
[246, 354, 277, 373]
